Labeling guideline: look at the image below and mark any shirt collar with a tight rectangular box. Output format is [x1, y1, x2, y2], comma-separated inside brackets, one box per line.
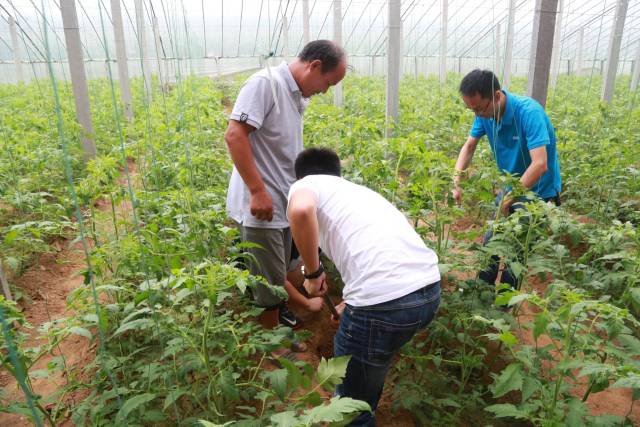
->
[278, 62, 302, 93]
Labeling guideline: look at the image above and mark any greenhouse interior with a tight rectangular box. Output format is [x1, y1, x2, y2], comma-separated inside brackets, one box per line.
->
[1, 0, 639, 425]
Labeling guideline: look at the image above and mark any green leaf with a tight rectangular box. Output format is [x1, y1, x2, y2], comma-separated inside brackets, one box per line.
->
[498, 331, 517, 347]
[566, 398, 587, 427]
[115, 393, 156, 425]
[277, 356, 304, 390]
[199, 421, 234, 427]
[270, 411, 301, 427]
[533, 311, 550, 340]
[164, 389, 187, 410]
[68, 326, 92, 340]
[491, 363, 523, 398]
[29, 369, 49, 379]
[618, 334, 640, 355]
[522, 377, 540, 402]
[612, 374, 640, 389]
[485, 403, 528, 419]
[4, 230, 19, 244]
[112, 318, 155, 337]
[507, 293, 531, 306]
[300, 396, 370, 425]
[316, 356, 350, 391]
[265, 368, 288, 401]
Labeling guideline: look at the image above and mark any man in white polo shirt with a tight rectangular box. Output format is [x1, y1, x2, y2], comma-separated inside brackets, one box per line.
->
[225, 41, 346, 328]
[287, 148, 441, 426]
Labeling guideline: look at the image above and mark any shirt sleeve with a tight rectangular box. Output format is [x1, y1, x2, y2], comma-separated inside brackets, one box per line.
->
[287, 179, 320, 203]
[469, 116, 486, 138]
[229, 76, 275, 130]
[522, 107, 551, 150]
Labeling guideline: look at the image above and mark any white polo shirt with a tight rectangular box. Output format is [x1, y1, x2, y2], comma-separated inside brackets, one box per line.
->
[227, 62, 309, 228]
[288, 175, 441, 307]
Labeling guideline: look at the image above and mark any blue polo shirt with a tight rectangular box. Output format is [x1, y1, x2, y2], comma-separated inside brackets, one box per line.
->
[469, 90, 561, 199]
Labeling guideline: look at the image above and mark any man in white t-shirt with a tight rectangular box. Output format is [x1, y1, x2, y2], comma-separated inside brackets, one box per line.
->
[287, 148, 441, 426]
[225, 41, 346, 329]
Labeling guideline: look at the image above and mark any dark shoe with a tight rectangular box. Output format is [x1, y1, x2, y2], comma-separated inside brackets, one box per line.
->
[279, 303, 302, 329]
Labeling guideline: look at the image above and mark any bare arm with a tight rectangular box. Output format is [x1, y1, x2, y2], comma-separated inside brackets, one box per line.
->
[520, 145, 548, 189]
[452, 136, 480, 204]
[287, 189, 326, 296]
[224, 120, 273, 221]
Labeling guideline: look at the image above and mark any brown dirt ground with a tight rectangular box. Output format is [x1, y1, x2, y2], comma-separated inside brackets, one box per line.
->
[0, 159, 137, 426]
[0, 240, 95, 426]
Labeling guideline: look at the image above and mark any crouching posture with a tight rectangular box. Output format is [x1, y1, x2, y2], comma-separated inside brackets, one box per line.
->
[287, 148, 441, 426]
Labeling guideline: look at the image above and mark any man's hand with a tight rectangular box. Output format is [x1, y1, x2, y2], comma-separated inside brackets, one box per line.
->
[500, 194, 514, 217]
[306, 297, 324, 312]
[303, 273, 327, 297]
[330, 301, 346, 324]
[452, 185, 463, 205]
[250, 189, 273, 221]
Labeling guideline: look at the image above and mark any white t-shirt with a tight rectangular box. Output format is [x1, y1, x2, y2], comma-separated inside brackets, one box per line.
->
[287, 175, 440, 307]
[227, 62, 309, 228]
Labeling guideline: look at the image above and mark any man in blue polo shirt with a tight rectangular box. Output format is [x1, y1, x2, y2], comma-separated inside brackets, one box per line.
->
[452, 69, 561, 289]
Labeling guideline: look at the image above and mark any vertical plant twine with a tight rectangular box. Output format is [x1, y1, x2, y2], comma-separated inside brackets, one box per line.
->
[37, 0, 126, 419]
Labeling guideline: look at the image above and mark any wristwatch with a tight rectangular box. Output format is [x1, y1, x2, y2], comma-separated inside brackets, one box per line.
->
[301, 263, 324, 280]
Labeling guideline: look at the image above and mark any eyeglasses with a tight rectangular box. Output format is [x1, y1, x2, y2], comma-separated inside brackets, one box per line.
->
[468, 98, 494, 115]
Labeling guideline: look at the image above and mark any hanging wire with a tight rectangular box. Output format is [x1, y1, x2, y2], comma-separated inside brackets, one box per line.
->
[272, 0, 292, 56]
[96, 0, 186, 421]
[585, 0, 609, 100]
[402, 0, 438, 55]
[221, 0, 224, 56]
[352, 0, 385, 54]
[0, 4, 46, 60]
[37, 0, 126, 419]
[403, 0, 440, 55]
[316, 0, 335, 40]
[237, 0, 244, 57]
[344, 0, 371, 48]
[295, 0, 319, 52]
[202, 0, 206, 56]
[0, 33, 12, 52]
[252, 0, 265, 56]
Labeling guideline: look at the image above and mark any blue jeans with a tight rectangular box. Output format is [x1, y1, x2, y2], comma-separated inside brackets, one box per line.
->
[479, 192, 560, 288]
[334, 281, 441, 426]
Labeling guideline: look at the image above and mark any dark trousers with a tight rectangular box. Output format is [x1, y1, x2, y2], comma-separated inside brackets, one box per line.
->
[334, 282, 441, 426]
[479, 193, 560, 288]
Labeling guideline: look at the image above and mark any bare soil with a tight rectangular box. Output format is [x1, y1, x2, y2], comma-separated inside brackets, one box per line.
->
[0, 241, 94, 426]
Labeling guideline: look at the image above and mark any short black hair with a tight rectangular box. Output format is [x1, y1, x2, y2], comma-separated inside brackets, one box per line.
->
[459, 69, 501, 99]
[295, 148, 341, 179]
[298, 40, 345, 73]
